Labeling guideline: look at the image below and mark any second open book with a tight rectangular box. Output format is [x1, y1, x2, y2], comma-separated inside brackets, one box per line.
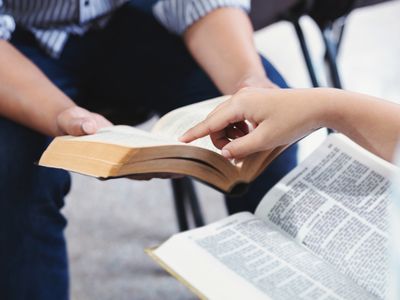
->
[148, 134, 396, 300]
[39, 96, 286, 194]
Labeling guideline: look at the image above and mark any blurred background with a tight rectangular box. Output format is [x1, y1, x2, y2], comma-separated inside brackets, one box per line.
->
[65, 1, 400, 299]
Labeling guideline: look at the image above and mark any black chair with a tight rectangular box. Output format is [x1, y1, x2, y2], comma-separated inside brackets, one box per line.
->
[250, 0, 394, 88]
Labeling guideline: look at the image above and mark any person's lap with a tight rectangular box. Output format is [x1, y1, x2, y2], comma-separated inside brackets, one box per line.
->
[0, 117, 70, 300]
[0, 3, 297, 299]
[77, 4, 298, 212]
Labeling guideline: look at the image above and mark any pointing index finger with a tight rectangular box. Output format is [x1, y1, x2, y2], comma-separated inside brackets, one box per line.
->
[179, 100, 244, 143]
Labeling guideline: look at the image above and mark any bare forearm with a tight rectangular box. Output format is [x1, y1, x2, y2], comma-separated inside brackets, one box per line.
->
[183, 8, 268, 94]
[182, 87, 400, 162]
[0, 40, 75, 136]
[319, 88, 400, 161]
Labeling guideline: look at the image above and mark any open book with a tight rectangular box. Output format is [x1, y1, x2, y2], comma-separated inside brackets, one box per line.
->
[147, 134, 396, 300]
[39, 96, 286, 194]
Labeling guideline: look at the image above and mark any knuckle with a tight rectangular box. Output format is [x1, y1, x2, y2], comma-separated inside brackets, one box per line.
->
[252, 132, 265, 148]
[196, 120, 214, 137]
[201, 121, 214, 134]
[225, 145, 237, 157]
[229, 144, 245, 159]
[230, 96, 244, 110]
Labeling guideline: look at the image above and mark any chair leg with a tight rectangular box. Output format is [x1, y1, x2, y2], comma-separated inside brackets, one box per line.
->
[171, 178, 189, 232]
[293, 18, 336, 134]
[293, 18, 320, 87]
[184, 178, 205, 227]
[321, 23, 344, 89]
[334, 16, 347, 53]
[171, 178, 205, 232]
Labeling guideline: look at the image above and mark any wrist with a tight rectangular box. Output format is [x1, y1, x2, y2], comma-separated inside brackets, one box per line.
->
[235, 72, 277, 92]
[50, 100, 77, 136]
[312, 88, 345, 131]
[12, 89, 76, 137]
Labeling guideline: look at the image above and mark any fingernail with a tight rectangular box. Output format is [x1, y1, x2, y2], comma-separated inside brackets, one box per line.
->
[221, 149, 232, 159]
[82, 121, 95, 134]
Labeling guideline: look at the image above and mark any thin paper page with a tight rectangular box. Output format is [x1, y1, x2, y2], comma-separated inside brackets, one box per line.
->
[155, 212, 376, 300]
[151, 96, 229, 152]
[255, 134, 396, 299]
[63, 125, 182, 148]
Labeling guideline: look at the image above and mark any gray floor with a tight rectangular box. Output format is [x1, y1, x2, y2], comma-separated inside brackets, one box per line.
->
[64, 1, 400, 299]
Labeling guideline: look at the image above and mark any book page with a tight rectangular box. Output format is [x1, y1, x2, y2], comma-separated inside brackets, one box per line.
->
[153, 213, 376, 300]
[255, 134, 397, 299]
[151, 96, 229, 152]
[61, 125, 182, 148]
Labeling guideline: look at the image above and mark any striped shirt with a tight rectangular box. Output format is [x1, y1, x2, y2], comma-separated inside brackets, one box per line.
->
[0, 0, 250, 58]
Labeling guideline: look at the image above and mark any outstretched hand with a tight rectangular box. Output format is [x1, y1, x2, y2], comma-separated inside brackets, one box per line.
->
[180, 87, 324, 160]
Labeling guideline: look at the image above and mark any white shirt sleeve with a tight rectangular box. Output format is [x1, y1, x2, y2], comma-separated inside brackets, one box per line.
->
[0, 1, 15, 40]
[153, 0, 250, 35]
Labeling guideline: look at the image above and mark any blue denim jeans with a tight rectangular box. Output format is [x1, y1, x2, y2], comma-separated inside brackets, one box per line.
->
[0, 3, 297, 299]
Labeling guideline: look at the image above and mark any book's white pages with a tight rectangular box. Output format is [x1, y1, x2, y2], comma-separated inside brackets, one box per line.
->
[256, 134, 397, 299]
[152, 96, 229, 152]
[151, 134, 393, 300]
[153, 212, 376, 300]
[58, 125, 182, 147]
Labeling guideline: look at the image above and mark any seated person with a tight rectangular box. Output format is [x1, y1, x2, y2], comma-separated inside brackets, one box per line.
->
[181, 87, 400, 162]
[0, 1, 298, 299]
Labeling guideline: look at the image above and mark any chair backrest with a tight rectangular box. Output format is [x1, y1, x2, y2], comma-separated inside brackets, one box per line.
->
[355, 0, 396, 7]
[250, 0, 395, 30]
[250, 0, 299, 30]
[309, 0, 394, 26]
[309, 0, 357, 26]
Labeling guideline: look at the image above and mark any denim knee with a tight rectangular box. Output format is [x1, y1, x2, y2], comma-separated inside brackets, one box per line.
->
[0, 117, 71, 300]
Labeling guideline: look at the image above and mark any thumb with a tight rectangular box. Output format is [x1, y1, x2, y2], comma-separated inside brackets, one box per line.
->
[57, 106, 102, 136]
[64, 117, 97, 136]
[221, 130, 266, 160]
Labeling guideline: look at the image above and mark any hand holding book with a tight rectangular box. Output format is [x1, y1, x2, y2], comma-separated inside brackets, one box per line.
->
[56, 106, 113, 136]
[39, 96, 286, 193]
